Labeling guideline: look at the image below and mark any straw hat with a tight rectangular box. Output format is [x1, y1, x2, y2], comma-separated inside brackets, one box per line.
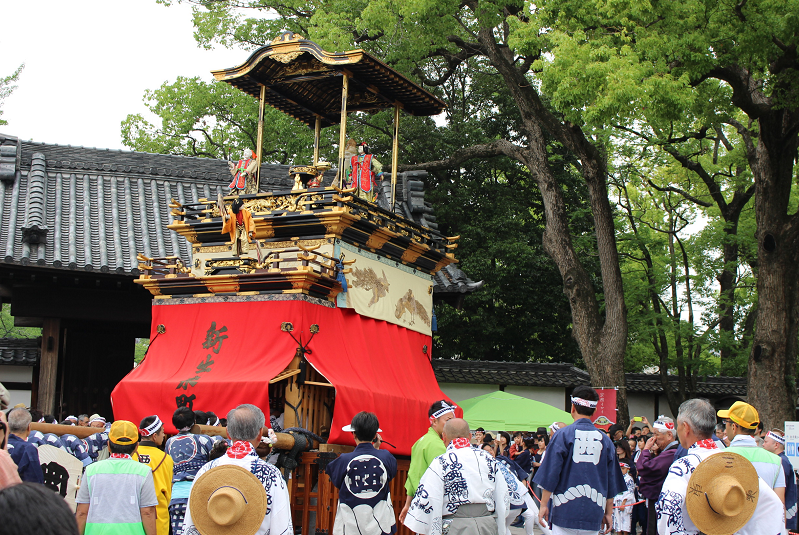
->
[686, 452, 758, 535]
[189, 465, 267, 535]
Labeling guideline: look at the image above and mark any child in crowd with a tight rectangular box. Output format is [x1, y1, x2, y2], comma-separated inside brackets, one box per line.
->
[613, 461, 635, 534]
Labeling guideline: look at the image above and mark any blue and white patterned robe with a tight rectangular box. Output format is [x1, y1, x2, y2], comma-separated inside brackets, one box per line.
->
[533, 417, 626, 531]
[404, 443, 510, 535]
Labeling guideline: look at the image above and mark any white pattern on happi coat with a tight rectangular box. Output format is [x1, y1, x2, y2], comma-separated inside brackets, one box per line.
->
[403, 444, 510, 535]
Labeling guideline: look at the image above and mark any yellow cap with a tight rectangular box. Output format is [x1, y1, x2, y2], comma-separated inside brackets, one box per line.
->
[717, 401, 759, 430]
[109, 420, 139, 445]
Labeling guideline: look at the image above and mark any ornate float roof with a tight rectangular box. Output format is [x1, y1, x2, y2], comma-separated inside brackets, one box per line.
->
[211, 32, 446, 128]
[0, 133, 479, 301]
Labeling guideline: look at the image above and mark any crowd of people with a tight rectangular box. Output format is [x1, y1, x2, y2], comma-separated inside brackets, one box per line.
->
[0, 390, 796, 535]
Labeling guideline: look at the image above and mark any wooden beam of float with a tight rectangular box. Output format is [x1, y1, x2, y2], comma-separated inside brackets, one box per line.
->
[31, 422, 99, 439]
[336, 73, 349, 188]
[391, 103, 400, 211]
[313, 116, 321, 166]
[256, 84, 267, 191]
[191, 424, 296, 450]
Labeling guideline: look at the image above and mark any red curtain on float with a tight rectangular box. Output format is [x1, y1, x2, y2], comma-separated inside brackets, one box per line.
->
[111, 300, 455, 455]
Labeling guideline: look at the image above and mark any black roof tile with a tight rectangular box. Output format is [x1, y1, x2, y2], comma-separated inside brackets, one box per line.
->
[432, 359, 747, 397]
[0, 337, 41, 366]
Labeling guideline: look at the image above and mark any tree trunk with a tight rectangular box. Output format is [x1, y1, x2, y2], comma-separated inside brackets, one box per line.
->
[476, 23, 629, 425]
[747, 109, 799, 429]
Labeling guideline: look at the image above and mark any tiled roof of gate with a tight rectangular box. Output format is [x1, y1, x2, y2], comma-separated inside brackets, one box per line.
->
[432, 359, 747, 396]
[0, 337, 41, 366]
[0, 133, 480, 297]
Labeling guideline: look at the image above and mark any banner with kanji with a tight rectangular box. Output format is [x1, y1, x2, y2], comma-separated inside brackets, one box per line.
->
[592, 388, 617, 430]
[111, 298, 453, 455]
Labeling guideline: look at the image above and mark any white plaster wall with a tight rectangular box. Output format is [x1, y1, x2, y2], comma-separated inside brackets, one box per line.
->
[627, 393, 657, 422]
[504, 385, 567, 411]
[0, 365, 33, 382]
[0, 366, 33, 409]
[8, 390, 31, 407]
[439, 383, 498, 403]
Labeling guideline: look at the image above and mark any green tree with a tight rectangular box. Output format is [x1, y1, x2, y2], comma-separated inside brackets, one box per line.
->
[0, 304, 40, 339]
[122, 76, 324, 164]
[0, 64, 24, 126]
[521, 0, 799, 427]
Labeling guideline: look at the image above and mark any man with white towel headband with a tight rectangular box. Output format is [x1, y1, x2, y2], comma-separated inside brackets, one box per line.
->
[533, 386, 626, 535]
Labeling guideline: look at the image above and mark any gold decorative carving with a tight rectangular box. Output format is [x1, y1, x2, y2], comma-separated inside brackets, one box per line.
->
[184, 230, 199, 244]
[261, 239, 328, 250]
[350, 267, 390, 307]
[205, 279, 240, 294]
[401, 248, 423, 263]
[204, 259, 255, 276]
[366, 233, 390, 250]
[395, 289, 431, 327]
[291, 280, 312, 291]
[271, 51, 303, 64]
[244, 194, 323, 214]
[198, 245, 234, 254]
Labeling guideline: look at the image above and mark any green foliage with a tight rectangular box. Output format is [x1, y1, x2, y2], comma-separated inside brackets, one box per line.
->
[0, 304, 41, 339]
[134, 338, 150, 365]
[0, 64, 24, 126]
[121, 76, 325, 164]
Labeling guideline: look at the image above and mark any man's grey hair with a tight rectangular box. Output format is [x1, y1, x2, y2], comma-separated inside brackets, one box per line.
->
[226, 404, 265, 442]
[8, 408, 31, 434]
[715, 423, 725, 434]
[677, 398, 715, 439]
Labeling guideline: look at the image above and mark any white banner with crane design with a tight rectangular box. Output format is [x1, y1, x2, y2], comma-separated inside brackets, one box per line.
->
[335, 242, 434, 336]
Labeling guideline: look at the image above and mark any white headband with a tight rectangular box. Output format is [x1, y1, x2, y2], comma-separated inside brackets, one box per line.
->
[140, 416, 163, 437]
[206, 417, 220, 427]
[89, 416, 106, 425]
[653, 419, 675, 432]
[570, 396, 598, 409]
[549, 422, 560, 432]
[431, 402, 456, 419]
[66, 415, 77, 421]
[767, 431, 786, 446]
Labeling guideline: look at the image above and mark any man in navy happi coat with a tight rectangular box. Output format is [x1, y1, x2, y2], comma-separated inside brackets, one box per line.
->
[326, 411, 398, 535]
[533, 386, 626, 534]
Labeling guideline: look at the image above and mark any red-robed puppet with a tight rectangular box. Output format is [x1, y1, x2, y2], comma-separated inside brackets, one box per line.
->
[347, 142, 384, 202]
[227, 148, 258, 194]
[221, 198, 255, 256]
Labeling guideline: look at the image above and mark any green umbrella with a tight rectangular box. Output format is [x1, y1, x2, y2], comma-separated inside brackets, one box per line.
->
[458, 390, 574, 431]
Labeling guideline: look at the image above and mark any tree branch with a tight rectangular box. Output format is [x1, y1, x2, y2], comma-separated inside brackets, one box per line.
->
[647, 180, 713, 207]
[397, 139, 522, 171]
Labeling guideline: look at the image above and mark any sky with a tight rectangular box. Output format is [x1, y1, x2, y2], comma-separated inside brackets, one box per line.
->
[0, 0, 248, 150]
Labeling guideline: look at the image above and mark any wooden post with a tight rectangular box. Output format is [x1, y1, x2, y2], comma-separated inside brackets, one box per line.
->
[335, 74, 349, 188]
[37, 318, 60, 415]
[313, 116, 321, 166]
[255, 84, 267, 191]
[283, 353, 302, 429]
[391, 103, 400, 211]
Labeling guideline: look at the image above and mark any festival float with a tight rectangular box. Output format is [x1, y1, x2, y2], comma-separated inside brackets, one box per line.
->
[108, 32, 479, 534]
